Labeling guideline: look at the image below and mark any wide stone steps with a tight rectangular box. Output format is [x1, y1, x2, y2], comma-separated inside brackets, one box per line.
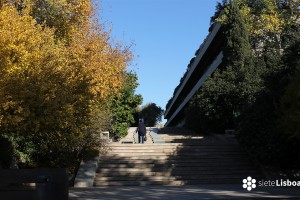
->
[95, 174, 257, 182]
[98, 162, 253, 167]
[109, 147, 243, 152]
[97, 165, 257, 173]
[94, 177, 248, 185]
[96, 169, 259, 177]
[94, 178, 249, 186]
[96, 169, 257, 177]
[98, 159, 253, 166]
[95, 173, 255, 181]
[106, 153, 248, 157]
[94, 133, 263, 186]
[100, 155, 250, 161]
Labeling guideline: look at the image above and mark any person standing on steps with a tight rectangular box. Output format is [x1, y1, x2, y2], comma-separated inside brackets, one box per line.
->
[136, 118, 146, 144]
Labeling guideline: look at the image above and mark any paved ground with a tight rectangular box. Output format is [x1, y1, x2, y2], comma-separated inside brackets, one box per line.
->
[69, 185, 300, 199]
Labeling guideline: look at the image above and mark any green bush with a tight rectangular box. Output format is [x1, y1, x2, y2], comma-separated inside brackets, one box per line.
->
[109, 72, 142, 140]
[0, 135, 14, 168]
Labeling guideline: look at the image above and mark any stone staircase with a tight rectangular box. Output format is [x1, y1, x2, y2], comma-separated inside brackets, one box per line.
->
[94, 130, 263, 186]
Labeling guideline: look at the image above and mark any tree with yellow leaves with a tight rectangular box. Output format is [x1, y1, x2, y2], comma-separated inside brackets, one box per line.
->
[211, 0, 299, 51]
[0, 0, 133, 169]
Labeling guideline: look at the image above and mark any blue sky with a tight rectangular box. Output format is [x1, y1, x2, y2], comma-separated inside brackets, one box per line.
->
[98, 0, 219, 122]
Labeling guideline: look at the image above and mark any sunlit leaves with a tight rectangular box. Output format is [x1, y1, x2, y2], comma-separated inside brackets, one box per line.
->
[109, 72, 142, 139]
[0, 1, 133, 168]
[216, 0, 285, 36]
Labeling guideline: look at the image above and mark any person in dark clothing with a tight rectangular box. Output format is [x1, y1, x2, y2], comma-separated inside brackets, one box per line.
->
[136, 119, 146, 144]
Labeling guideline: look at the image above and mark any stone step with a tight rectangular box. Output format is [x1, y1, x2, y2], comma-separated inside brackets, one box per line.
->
[108, 143, 238, 147]
[99, 159, 253, 165]
[98, 163, 255, 170]
[107, 150, 242, 154]
[95, 175, 178, 182]
[96, 172, 261, 180]
[99, 160, 251, 166]
[95, 132, 263, 186]
[97, 164, 259, 170]
[98, 162, 254, 168]
[100, 155, 249, 161]
[96, 167, 259, 175]
[94, 180, 186, 186]
[108, 148, 242, 152]
[95, 170, 260, 179]
[108, 147, 243, 152]
[95, 171, 261, 182]
[97, 168, 256, 174]
[93, 177, 251, 186]
[109, 145, 241, 148]
[107, 149, 242, 153]
[99, 159, 254, 167]
[106, 153, 248, 158]
[108, 149, 246, 153]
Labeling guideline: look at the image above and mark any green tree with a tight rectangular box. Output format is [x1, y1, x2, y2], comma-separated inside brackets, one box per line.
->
[277, 40, 300, 139]
[139, 103, 164, 127]
[186, 0, 262, 133]
[276, 62, 300, 166]
[237, 29, 300, 166]
[185, 0, 300, 168]
[109, 72, 142, 140]
[237, 44, 299, 166]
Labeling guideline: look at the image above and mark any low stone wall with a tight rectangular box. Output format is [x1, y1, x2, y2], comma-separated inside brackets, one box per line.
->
[74, 157, 99, 188]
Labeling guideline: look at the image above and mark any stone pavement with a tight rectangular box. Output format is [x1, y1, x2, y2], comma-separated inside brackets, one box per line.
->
[69, 184, 300, 199]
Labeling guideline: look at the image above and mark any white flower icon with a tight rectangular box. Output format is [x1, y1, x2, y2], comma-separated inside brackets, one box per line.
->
[242, 176, 256, 191]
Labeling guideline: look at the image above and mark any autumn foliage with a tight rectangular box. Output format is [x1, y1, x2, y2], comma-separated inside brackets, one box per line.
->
[0, 1, 133, 168]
